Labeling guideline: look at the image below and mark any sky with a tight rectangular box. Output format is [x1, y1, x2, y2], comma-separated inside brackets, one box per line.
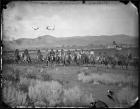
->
[2, 1, 138, 40]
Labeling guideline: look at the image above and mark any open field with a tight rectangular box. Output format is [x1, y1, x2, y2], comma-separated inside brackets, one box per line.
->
[2, 63, 138, 108]
[2, 2, 138, 108]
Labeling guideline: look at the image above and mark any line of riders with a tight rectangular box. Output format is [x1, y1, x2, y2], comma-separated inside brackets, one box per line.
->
[14, 48, 139, 69]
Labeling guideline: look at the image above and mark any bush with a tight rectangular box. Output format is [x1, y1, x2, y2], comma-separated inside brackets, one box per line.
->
[63, 86, 95, 107]
[63, 86, 82, 106]
[2, 86, 28, 107]
[2, 70, 20, 82]
[25, 73, 37, 79]
[36, 74, 52, 81]
[28, 80, 63, 107]
[78, 72, 95, 83]
[18, 77, 38, 93]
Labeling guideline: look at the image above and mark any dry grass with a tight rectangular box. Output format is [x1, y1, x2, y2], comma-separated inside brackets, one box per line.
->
[78, 72, 138, 87]
[2, 85, 28, 107]
[27, 80, 95, 107]
[28, 80, 63, 107]
[18, 77, 37, 93]
[63, 86, 95, 107]
[2, 65, 138, 107]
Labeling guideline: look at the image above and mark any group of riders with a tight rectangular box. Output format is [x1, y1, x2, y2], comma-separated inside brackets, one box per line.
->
[14, 48, 139, 69]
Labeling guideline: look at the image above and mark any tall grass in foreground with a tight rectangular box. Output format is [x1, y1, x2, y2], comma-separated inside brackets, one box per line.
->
[3, 78, 137, 107]
[28, 80, 63, 107]
[2, 86, 28, 107]
[28, 81, 95, 107]
[2, 67, 138, 107]
[63, 86, 95, 107]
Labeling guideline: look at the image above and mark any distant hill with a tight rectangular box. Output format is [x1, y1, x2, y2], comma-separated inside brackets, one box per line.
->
[2, 34, 138, 50]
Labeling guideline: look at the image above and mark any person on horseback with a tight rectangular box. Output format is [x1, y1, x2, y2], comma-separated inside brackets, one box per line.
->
[89, 50, 95, 65]
[55, 49, 60, 64]
[45, 50, 49, 66]
[55, 50, 59, 55]
[14, 49, 20, 63]
[37, 50, 43, 62]
[61, 49, 64, 54]
[67, 50, 71, 55]
[50, 49, 55, 56]
[23, 49, 31, 63]
[48, 49, 55, 65]
[127, 52, 132, 60]
[59, 49, 64, 64]
[66, 49, 71, 65]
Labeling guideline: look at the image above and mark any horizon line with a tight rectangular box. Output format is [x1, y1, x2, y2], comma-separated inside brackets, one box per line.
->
[3, 34, 136, 41]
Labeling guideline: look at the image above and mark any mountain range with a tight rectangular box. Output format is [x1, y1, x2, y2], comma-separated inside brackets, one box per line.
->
[3, 34, 138, 50]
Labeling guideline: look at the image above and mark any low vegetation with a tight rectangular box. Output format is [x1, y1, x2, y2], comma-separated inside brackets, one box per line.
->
[2, 65, 138, 107]
[78, 71, 138, 87]
[2, 86, 28, 107]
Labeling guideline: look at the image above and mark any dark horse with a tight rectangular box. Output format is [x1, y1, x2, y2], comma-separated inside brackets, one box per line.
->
[117, 55, 129, 69]
[14, 49, 20, 63]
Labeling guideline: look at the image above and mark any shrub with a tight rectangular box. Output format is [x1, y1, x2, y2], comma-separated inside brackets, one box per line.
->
[25, 73, 37, 79]
[36, 74, 52, 81]
[18, 77, 38, 93]
[63, 86, 95, 107]
[78, 72, 93, 83]
[2, 70, 19, 82]
[63, 86, 82, 106]
[28, 80, 63, 107]
[2, 86, 28, 107]
[63, 86, 94, 106]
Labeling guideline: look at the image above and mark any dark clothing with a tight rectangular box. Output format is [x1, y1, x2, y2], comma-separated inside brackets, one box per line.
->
[50, 51, 55, 56]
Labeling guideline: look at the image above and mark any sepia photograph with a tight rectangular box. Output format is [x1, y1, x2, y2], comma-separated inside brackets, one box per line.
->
[1, 1, 139, 108]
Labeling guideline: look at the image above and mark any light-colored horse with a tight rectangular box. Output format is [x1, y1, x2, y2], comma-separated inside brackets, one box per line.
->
[76, 52, 82, 65]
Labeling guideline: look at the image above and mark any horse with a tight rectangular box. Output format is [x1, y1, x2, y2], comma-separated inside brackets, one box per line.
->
[63, 53, 71, 66]
[131, 57, 139, 69]
[88, 54, 96, 65]
[75, 52, 82, 65]
[48, 55, 55, 67]
[107, 56, 117, 69]
[70, 53, 75, 65]
[54, 53, 60, 65]
[117, 55, 129, 69]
